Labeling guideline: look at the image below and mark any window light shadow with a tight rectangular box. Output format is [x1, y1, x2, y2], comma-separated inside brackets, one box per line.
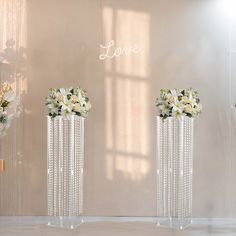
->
[102, 2, 151, 182]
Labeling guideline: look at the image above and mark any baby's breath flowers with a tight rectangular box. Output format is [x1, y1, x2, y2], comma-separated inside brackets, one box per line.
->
[156, 88, 202, 119]
[46, 87, 91, 118]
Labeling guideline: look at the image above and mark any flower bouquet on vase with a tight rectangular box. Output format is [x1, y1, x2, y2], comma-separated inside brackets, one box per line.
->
[155, 88, 202, 229]
[0, 82, 20, 172]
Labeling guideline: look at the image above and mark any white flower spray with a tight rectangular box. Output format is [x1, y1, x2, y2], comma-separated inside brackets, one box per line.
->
[46, 87, 91, 118]
[156, 88, 202, 119]
[0, 82, 20, 137]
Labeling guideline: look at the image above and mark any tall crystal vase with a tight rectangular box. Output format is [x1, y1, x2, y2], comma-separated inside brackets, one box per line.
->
[47, 115, 84, 228]
[156, 116, 194, 229]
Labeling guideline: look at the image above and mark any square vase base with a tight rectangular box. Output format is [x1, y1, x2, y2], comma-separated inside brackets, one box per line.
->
[157, 217, 192, 230]
[47, 216, 84, 229]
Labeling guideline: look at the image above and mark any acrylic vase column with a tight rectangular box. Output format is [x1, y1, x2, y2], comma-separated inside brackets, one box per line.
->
[47, 115, 84, 228]
[156, 116, 194, 229]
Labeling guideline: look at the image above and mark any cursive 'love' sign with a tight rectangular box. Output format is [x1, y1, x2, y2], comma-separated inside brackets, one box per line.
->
[99, 40, 140, 60]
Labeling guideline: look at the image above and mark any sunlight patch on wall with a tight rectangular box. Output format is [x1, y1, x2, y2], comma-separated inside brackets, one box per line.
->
[115, 77, 149, 156]
[115, 10, 150, 78]
[105, 76, 113, 150]
[115, 154, 149, 181]
[102, 7, 113, 72]
[103, 5, 150, 181]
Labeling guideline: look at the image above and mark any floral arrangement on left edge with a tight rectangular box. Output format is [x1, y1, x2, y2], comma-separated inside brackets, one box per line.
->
[46, 87, 91, 118]
[0, 82, 19, 136]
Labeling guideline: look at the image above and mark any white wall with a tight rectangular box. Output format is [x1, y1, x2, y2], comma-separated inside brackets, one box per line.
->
[0, 0, 235, 217]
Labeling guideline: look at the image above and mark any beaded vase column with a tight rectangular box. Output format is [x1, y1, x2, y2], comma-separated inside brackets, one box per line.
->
[156, 116, 194, 229]
[47, 115, 84, 229]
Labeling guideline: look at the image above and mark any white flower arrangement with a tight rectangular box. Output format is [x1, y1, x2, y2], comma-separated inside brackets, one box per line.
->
[0, 82, 19, 136]
[156, 88, 202, 119]
[46, 87, 91, 118]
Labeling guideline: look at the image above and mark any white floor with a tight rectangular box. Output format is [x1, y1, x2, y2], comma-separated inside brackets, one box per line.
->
[1, 217, 236, 236]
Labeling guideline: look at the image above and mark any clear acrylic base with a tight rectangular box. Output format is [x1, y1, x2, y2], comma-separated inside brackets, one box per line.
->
[47, 216, 84, 229]
[157, 217, 192, 230]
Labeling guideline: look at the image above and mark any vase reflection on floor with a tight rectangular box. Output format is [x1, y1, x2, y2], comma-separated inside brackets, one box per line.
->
[47, 115, 84, 229]
[156, 116, 194, 229]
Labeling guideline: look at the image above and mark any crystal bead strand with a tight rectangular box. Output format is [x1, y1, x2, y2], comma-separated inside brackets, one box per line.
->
[163, 119, 168, 217]
[160, 118, 164, 217]
[73, 116, 76, 216]
[74, 116, 79, 215]
[58, 117, 63, 216]
[156, 117, 162, 217]
[53, 117, 59, 216]
[186, 118, 191, 218]
[182, 118, 186, 224]
[63, 118, 69, 216]
[160, 117, 163, 217]
[69, 115, 75, 216]
[189, 118, 194, 217]
[68, 117, 72, 216]
[177, 118, 180, 219]
[172, 118, 178, 217]
[47, 116, 54, 217]
[79, 117, 84, 215]
[182, 118, 185, 221]
[183, 118, 187, 218]
[170, 118, 174, 217]
[183, 118, 187, 219]
[178, 117, 184, 222]
[74, 117, 78, 215]
[167, 118, 173, 218]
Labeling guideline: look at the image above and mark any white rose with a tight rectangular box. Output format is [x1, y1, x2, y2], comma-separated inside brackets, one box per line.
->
[71, 95, 79, 103]
[56, 94, 64, 102]
[184, 104, 192, 113]
[73, 103, 81, 112]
